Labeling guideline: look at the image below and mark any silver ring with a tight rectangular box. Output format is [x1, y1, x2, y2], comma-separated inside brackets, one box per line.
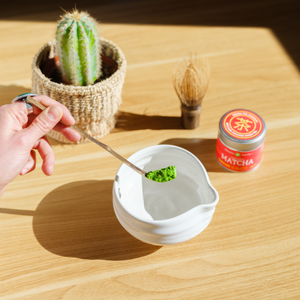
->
[12, 93, 39, 113]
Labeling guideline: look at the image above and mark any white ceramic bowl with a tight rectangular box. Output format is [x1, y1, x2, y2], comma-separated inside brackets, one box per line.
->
[113, 145, 219, 246]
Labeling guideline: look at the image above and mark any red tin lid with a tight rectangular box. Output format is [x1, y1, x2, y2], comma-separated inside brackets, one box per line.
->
[222, 109, 264, 140]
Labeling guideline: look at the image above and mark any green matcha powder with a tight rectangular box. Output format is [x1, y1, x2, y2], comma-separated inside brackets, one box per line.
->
[145, 166, 177, 182]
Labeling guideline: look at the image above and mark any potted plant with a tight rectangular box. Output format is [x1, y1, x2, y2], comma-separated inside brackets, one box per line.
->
[31, 9, 126, 143]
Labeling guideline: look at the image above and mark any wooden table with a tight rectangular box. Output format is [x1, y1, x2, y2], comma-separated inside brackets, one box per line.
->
[1, 1, 300, 299]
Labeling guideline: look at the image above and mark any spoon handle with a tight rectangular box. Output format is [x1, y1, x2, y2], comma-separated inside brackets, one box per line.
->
[26, 96, 147, 177]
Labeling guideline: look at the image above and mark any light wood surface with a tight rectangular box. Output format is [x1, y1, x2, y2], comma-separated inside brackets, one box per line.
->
[1, 1, 300, 299]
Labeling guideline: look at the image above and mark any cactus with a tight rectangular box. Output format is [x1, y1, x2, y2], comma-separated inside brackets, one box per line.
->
[56, 9, 101, 86]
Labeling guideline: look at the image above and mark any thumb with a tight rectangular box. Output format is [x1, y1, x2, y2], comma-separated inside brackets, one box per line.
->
[23, 105, 63, 145]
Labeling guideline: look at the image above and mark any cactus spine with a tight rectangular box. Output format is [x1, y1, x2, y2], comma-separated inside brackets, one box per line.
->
[56, 10, 101, 86]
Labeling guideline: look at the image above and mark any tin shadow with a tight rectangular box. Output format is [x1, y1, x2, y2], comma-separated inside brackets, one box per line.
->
[160, 138, 227, 173]
[31, 180, 161, 260]
[114, 111, 181, 131]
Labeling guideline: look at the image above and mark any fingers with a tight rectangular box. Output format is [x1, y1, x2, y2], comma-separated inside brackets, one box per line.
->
[30, 95, 81, 142]
[20, 150, 36, 175]
[0, 102, 28, 133]
[27, 111, 81, 143]
[21, 105, 63, 147]
[33, 137, 55, 176]
[19, 138, 55, 176]
[51, 122, 81, 142]
[32, 95, 75, 126]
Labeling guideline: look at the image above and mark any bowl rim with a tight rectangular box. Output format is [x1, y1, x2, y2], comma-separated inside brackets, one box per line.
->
[113, 144, 219, 225]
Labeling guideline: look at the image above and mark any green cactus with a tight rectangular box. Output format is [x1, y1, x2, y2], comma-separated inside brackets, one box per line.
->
[56, 10, 101, 86]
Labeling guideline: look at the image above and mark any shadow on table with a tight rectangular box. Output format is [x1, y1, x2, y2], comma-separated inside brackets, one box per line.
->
[160, 138, 227, 173]
[0, 85, 31, 106]
[0, 181, 161, 260]
[32, 180, 161, 260]
[114, 111, 181, 131]
[0, 85, 182, 140]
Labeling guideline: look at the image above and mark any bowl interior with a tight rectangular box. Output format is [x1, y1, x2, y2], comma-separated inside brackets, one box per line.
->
[114, 145, 217, 221]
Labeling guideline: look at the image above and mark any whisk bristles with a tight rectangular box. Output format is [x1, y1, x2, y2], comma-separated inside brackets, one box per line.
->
[173, 53, 210, 107]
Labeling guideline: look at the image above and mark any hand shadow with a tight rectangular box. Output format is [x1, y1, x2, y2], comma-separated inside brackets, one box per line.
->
[114, 111, 182, 131]
[160, 138, 227, 173]
[20, 180, 160, 260]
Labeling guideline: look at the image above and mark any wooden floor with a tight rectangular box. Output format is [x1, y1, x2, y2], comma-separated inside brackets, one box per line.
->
[1, 0, 300, 299]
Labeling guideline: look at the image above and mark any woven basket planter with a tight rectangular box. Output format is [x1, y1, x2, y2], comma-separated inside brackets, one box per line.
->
[31, 38, 126, 143]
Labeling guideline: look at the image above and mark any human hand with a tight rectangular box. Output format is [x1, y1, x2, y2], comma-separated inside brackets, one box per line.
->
[0, 95, 81, 196]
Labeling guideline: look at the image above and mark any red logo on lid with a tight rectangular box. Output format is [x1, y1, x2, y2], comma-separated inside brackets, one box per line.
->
[222, 110, 264, 140]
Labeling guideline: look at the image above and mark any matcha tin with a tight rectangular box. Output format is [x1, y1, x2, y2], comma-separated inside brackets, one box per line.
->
[216, 109, 266, 172]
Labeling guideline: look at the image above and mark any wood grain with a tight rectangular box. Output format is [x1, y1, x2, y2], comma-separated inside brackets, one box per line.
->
[1, 1, 300, 299]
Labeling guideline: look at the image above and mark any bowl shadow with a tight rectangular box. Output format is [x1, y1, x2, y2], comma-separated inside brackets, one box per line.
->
[32, 180, 161, 260]
[160, 138, 227, 173]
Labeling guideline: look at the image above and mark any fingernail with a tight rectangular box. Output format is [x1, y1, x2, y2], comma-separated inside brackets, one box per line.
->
[20, 168, 29, 175]
[47, 106, 62, 121]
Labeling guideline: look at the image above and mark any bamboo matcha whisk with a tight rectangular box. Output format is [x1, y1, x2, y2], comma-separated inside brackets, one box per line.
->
[172, 53, 210, 129]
